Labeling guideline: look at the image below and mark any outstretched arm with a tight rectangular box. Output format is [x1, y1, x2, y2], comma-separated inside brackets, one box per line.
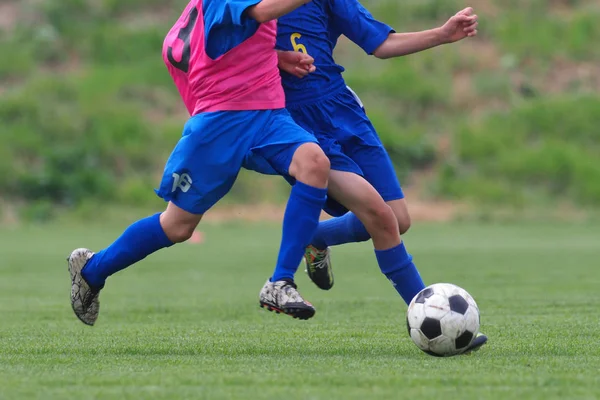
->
[372, 8, 478, 59]
[247, 0, 312, 23]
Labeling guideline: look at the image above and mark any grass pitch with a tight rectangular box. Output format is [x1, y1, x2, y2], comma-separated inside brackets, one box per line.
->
[1, 220, 599, 399]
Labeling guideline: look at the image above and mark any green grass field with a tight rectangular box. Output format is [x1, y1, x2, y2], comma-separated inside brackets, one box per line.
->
[1, 220, 599, 399]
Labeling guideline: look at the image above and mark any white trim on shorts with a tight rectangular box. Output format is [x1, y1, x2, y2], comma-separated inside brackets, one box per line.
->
[345, 85, 364, 109]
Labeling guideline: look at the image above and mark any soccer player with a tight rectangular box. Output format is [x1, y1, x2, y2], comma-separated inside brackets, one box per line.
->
[67, 0, 333, 325]
[271, 3, 487, 350]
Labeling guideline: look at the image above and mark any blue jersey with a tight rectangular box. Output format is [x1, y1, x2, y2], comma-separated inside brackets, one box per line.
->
[276, 0, 393, 105]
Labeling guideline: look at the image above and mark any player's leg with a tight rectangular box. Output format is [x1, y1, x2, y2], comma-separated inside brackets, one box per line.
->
[276, 141, 330, 281]
[68, 203, 200, 325]
[68, 112, 251, 325]
[362, 152, 488, 352]
[260, 125, 424, 302]
[306, 86, 410, 247]
[301, 135, 408, 292]
[387, 198, 411, 235]
[308, 139, 426, 302]
[81, 203, 201, 286]
[340, 116, 488, 352]
[79, 203, 201, 287]
[324, 170, 425, 304]
[309, 167, 410, 244]
[310, 140, 406, 247]
[292, 88, 424, 301]
[250, 110, 329, 319]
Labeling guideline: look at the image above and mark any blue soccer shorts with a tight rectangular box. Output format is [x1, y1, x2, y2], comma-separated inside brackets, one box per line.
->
[155, 109, 317, 214]
[285, 86, 405, 216]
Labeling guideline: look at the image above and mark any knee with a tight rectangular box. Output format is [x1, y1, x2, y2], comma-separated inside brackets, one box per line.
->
[308, 150, 331, 182]
[363, 202, 398, 237]
[160, 208, 201, 243]
[163, 222, 196, 243]
[290, 143, 330, 186]
[397, 214, 412, 235]
[388, 200, 412, 235]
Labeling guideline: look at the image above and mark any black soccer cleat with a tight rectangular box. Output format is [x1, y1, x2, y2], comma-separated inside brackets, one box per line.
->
[463, 332, 488, 354]
[304, 245, 334, 290]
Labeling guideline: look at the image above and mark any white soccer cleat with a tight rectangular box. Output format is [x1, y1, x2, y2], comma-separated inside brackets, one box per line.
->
[67, 248, 100, 326]
[259, 279, 315, 320]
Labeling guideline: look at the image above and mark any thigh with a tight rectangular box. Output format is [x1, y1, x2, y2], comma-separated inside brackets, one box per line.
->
[155, 111, 261, 214]
[327, 170, 387, 214]
[314, 134, 367, 216]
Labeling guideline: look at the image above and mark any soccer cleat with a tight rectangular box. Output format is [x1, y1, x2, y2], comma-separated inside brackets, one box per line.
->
[463, 332, 488, 354]
[259, 279, 315, 320]
[67, 248, 100, 326]
[304, 245, 333, 290]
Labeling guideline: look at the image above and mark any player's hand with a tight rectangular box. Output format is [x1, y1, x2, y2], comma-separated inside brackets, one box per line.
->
[277, 50, 316, 79]
[439, 7, 478, 43]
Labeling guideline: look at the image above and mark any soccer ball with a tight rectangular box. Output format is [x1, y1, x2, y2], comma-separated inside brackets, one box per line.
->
[406, 283, 480, 357]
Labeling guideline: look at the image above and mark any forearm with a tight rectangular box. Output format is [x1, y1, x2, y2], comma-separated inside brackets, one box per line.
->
[372, 28, 445, 59]
[247, 0, 311, 23]
[276, 49, 285, 68]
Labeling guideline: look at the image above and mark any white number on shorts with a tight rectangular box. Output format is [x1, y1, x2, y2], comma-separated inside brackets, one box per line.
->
[171, 173, 193, 193]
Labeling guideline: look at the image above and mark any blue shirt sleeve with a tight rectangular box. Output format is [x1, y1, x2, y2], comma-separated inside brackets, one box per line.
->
[203, 0, 262, 59]
[329, 0, 394, 55]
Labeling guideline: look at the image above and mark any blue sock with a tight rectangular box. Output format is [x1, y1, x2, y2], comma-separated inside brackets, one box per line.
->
[311, 212, 371, 250]
[82, 213, 174, 289]
[271, 182, 327, 282]
[375, 242, 425, 305]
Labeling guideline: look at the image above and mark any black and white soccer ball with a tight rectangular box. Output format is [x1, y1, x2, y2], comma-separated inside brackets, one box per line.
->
[406, 283, 480, 357]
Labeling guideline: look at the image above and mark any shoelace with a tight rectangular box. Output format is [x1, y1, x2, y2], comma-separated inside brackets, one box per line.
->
[313, 252, 329, 269]
[277, 281, 304, 302]
[277, 279, 297, 289]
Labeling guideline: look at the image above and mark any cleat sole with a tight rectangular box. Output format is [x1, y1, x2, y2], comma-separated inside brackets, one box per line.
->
[259, 301, 315, 320]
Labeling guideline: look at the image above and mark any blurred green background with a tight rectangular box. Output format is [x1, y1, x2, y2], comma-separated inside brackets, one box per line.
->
[1, 3, 599, 397]
[0, 0, 599, 222]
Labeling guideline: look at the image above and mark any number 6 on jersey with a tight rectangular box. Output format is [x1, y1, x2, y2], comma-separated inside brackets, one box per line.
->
[290, 33, 307, 53]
